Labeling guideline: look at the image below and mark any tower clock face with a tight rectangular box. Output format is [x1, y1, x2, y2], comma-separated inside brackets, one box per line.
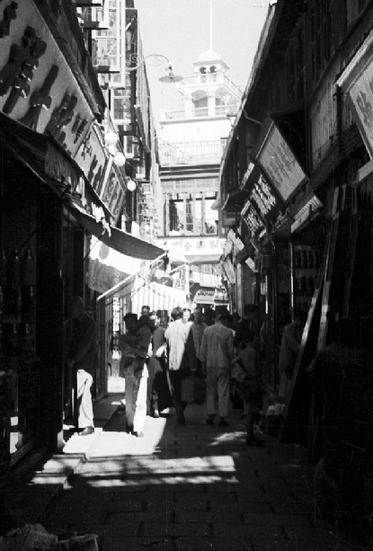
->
[199, 66, 207, 74]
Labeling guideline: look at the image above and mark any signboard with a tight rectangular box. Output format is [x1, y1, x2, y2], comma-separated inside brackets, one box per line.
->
[241, 162, 256, 188]
[345, 58, 373, 159]
[256, 122, 307, 202]
[226, 229, 245, 256]
[74, 124, 108, 196]
[194, 287, 222, 305]
[250, 172, 278, 219]
[222, 256, 235, 284]
[335, 27, 373, 159]
[291, 194, 323, 233]
[0, 2, 97, 157]
[158, 235, 225, 262]
[241, 200, 265, 238]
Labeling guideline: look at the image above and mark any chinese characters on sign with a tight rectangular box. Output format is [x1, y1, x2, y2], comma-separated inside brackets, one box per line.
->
[348, 62, 373, 158]
[241, 200, 264, 237]
[250, 173, 277, 218]
[256, 123, 307, 201]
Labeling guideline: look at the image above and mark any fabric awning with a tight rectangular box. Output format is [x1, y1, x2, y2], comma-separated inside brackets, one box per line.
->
[0, 112, 110, 217]
[0, 112, 165, 262]
[66, 198, 165, 260]
[131, 276, 188, 314]
[105, 274, 188, 312]
[87, 237, 144, 294]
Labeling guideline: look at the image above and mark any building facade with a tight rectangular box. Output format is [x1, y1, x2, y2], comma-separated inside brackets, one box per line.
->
[156, 48, 241, 308]
[218, 0, 373, 525]
[0, 0, 161, 475]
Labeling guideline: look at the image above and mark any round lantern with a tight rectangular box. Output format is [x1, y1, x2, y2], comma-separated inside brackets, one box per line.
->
[114, 152, 126, 167]
[104, 131, 118, 146]
[126, 178, 136, 192]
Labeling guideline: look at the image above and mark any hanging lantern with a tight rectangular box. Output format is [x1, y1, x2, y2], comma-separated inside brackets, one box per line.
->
[114, 152, 126, 167]
[104, 131, 118, 146]
[126, 178, 136, 192]
[107, 144, 117, 156]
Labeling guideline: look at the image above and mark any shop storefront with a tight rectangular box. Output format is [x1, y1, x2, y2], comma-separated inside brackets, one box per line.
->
[0, 1, 109, 474]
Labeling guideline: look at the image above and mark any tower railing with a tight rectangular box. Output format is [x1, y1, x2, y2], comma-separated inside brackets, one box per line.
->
[159, 140, 224, 166]
[162, 103, 239, 120]
[178, 73, 243, 99]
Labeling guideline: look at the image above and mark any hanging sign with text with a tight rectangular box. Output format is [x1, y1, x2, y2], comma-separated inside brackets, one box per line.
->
[256, 122, 307, 202]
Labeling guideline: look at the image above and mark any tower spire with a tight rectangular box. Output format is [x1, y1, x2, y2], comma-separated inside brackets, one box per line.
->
[209, 0, 213, 50]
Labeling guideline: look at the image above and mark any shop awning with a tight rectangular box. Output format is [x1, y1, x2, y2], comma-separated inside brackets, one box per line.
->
[87, 238, 144, 294]
[0, 112, 110, 217]
[131, 276, 188, 313]
[104, 274, 188, 311]
[66, 198, 164, 260]
[0, 113, 165, 262]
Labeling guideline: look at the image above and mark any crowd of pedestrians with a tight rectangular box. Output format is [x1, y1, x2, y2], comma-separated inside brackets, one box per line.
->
[115, 303, 267, 446]
[67, 298, 303, 447]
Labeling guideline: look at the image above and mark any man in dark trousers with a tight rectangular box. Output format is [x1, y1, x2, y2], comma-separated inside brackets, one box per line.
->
[68, 296, 98, 436]
[200, 309, 234, 427]
[165, 306, 189, 424]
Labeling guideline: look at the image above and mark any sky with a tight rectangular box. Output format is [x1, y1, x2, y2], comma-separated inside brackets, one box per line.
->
[134, 0, 272, 124]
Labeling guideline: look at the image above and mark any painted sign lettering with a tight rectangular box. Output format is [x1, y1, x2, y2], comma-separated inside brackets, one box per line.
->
[0, 26, 47, 114]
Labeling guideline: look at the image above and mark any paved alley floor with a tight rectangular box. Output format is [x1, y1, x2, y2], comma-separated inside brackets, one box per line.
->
[35, 402, 355, 551]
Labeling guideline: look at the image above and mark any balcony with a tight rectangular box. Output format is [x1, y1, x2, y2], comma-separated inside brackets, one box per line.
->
[162, 103, 238, 121]
[159, 140, 224, 166]
[178, 73, 243, 100]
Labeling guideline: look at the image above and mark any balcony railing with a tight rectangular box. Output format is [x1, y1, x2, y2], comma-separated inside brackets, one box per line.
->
[179, 73, 243, 100]
[162, 103, 238, 121]
[159, 140, 224, 166]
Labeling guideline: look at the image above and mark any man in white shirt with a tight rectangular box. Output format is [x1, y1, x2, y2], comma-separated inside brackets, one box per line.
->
[165, 306, 189, 424]
[200, 310, 234, 427]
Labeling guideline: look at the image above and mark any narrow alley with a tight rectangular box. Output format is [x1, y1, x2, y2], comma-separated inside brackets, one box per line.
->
[1, 398, 357, 551]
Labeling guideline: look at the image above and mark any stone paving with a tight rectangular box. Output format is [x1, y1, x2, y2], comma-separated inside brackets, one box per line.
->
[47, 404, 346, 551]
[2, 397, 365, 550]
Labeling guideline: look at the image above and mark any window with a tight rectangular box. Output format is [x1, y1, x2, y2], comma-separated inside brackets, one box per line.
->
[193, 96, 208, 117]
[166, 192, 217, 236]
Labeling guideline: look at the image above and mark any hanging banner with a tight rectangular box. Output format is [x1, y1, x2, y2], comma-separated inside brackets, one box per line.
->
[255, 122, 307, 202]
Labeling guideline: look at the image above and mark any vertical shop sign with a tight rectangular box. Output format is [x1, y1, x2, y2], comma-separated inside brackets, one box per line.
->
[241, 199, 265, 238]
[250, 172, 278, 218]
